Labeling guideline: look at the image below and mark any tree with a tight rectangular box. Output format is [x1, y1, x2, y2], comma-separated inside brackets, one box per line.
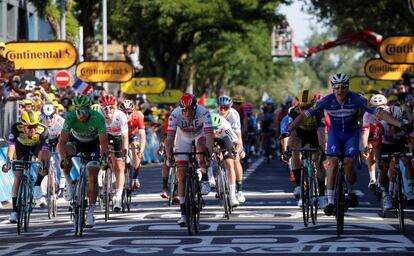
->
[109, 0, 284, 89]
[29, 0, 79, 42]
[300, 0, 414, 36]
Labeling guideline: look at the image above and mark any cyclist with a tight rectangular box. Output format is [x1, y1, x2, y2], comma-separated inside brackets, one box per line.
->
[217, 96, 246, 204]
[211, 113, 241, 207]
[31, 103, 65, 206]
[99, 95, 129, 212]
[119, 99, 146, 189]
[361, 94, 388, 192]
[287, 90, 326, 208]
[374, 106, 414, 209]
[288, 73, 410, 216]
[2, 110, 51, 223]
[58, 95, 108, 228]
[242, 102, 258, 163]
[165, 93, 214, 227]
[259, 98, 277, 161]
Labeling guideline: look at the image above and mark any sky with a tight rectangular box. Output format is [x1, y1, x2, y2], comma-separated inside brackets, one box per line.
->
[278, 1, 324, 47]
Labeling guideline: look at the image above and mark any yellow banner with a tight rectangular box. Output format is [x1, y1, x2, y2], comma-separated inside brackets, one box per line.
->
[5, 41, 77, 70]
[349, 76, 393, 99]
[379, 36, 414, 63]
[76, 61, 133, 82]
[147, 89, 183, 104]
[365, 58, 414, 80]
[121, 77, 166, 94]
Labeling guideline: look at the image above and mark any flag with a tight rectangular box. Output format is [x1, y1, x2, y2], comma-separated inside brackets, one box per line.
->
[73, 77, 92, 95]
[197, 94, 206, 107]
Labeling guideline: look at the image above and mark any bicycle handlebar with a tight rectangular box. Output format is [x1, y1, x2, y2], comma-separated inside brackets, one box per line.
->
[381, 152, 413, 158]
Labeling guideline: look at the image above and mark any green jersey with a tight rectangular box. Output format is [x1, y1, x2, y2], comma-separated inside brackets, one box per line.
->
[62, 110, 106, 143]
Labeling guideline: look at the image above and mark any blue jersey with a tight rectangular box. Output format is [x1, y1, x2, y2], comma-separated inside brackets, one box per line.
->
[305, 92, 376, 133]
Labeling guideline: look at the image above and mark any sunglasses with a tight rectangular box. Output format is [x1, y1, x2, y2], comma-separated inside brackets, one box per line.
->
[181, 108, 195, 113]
[332, 83, 349, 89]
[299, 105, 312, 110]
[124, 111, 133, 115]
[26, 125, 38, 130]
[43, 114, 55, 120]
[218, 106, 230, 111]
[75, 108, 90, 116]
[102, 106, 115, 111]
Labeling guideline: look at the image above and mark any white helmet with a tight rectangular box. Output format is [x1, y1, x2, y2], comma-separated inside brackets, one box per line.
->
[370, 94, 387, 106]
[42, 102, 56, 117]
[387, 106, 402, 120]
[330, 73, 350, 87]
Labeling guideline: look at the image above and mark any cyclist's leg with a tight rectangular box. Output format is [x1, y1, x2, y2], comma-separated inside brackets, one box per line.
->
[130, 139, 141, 188]
[366, 140, 377, 187]
[287, 131, 302, 199]
[34, 146, 50, 205]
[218, 137, 238, 205]
[85, 139, 101, 227]
[175, 136, 191, 225]
[401, 154, 414, 199]
[343, 132, 359, 207]
[111, 136, 125, 210]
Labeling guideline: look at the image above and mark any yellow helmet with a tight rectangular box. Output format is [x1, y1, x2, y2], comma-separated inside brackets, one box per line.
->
[48, 93, 56, 101]
[296, 90, 315, 107]
[0, 42, 5, 48]
[24, 99, 34, 106]
[57, 104, 64, 112]
[20, 110, 39, 125]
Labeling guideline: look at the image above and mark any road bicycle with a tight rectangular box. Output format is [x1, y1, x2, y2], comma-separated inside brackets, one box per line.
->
[47, 142, 58, 219]
[212, 143, 232, 220]
[380, 152, 412, 233]
[167, 166, 177, 206]
[291, 147, 321, 227]
[13, 158, 40, 235]
[334, 156, 347, 238]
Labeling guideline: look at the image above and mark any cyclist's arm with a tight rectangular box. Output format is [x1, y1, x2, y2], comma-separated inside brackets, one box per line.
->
[373, 123, 384, 162]
[98, 133, 109, 156]
[6, 144, 15, 163]
[377, 109, 402, 127]
[57, 131, 70, 160]
[138, 128, 146, 154]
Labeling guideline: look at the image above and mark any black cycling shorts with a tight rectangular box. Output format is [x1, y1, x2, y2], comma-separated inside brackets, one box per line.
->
[215, 137, 236, 160]
[108, 134, 124, 159]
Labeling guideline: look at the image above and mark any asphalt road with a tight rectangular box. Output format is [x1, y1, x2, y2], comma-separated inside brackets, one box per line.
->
[0, 156, 414, 255]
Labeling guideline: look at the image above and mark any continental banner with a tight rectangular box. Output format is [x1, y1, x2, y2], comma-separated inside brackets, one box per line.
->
[364, 58, 414, 80]
[5, 41, 77, 70]
[76, 61, 133, 82]
[379, 36, 414, 63]
[147, 89, 183, 104]
[349, 76, 393, 100]
[121, 77, 166, 94]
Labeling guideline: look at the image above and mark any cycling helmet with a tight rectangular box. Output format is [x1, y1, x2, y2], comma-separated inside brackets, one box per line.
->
[211, 113, 222, 129]
[119, 99, 134, 111]
[232, 96, 244, 104]
[99, 95, 116, 106]
[21, 110, 39, 125]
[388, 105, 403, 120]
[42, 102, 56, 117]
[179, 93, 197, 109]
[217, 96, 232, 107]
[90, 104, 101, 112]
[72, 95, 91, 109]
[370, 94, 387, 106]
[330, 73, 350, 87]
[283, 95, 293, 105]
[0, 42, 5, 48]
[265, 98, 274, 105]
[296, 90, 315, 107]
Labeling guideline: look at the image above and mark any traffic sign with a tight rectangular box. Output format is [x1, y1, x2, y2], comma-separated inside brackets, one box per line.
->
[54, 70, 72, 88]
[5, 41, 78, 70]
[76, 61, 133, 82]
[365, 58, 414, 80]
[121, 77, 166, 94]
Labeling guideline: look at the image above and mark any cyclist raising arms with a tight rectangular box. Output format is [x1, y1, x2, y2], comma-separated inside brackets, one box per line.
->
[165, 93, 214, 227]
[58, 95, 108, 228]
[217, 96, 246, 204]
[288, 73, 410, 216]
[119, 99, 146, 189]
[2, 110, 51, 223]
[99, 95, 129, 212]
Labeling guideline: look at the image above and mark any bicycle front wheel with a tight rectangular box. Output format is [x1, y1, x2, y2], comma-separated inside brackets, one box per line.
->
[24, 183, 33, 232]
[168, 167, 176, 206]
[310, 172, 319, 225]
[16, 177, 27, 235]
[104, 168, 111, 222]
[301, 168, 309, 227]
[78, 175, 87, 237]
[335, 171, 345, 237]
[396, 172, 405, 233]
[218, 166, 230, 220]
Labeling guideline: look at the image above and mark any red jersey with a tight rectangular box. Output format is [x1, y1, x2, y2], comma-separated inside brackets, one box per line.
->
[127, 110, 145, 137]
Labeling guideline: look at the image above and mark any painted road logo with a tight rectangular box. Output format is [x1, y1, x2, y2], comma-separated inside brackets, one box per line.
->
[5, 41, 77, 70]
[379, 36, 414, 64]
[76, 61, 133, 82]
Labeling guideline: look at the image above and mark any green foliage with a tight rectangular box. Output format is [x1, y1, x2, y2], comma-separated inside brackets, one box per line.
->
[29, 0, 79, 42]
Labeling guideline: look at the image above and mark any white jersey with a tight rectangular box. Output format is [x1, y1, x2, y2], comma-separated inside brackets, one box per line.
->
[104, 109, 128, 136]
[224, 108, 241, 132]
[167, 105, 213, 139]
[41, 115, 65, 140]
[215, 116, 238, 143]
